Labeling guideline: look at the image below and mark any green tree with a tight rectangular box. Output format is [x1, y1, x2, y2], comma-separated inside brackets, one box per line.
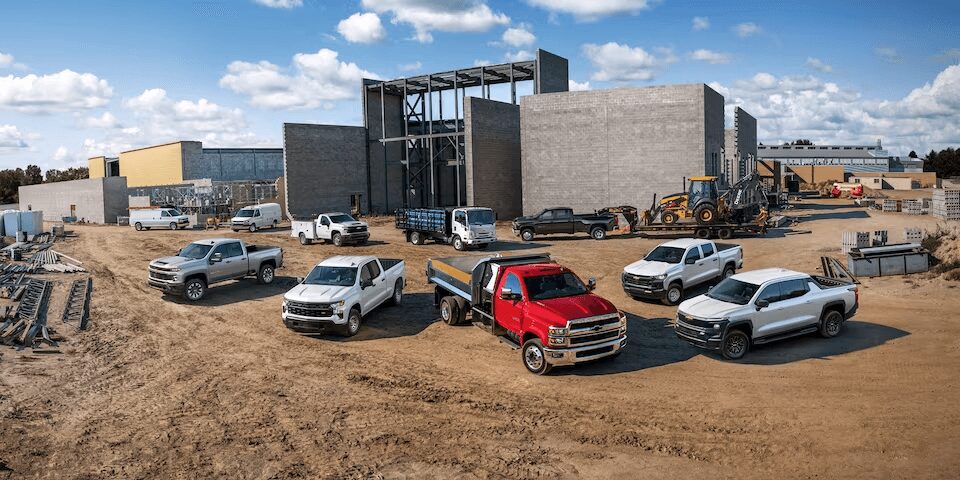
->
[791, 139, 813, 145]
[924, 148, 960, 178]
[908, 150, 918, 158]
[23, 164, 43, 185]
[45, 167, 89, 182]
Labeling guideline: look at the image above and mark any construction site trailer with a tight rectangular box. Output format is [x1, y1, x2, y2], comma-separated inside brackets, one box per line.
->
[632, 223, 766, 240]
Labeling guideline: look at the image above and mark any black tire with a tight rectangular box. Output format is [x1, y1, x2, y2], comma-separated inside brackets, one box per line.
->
[695, 205, 718, 224]
[520, 229, 535, 242]
[272, 220, 278, 230]
[134, 222, 143, 231]
[453, 297, 468, 325]
[169, 222, 177, 231]
[332, 232, 343, 247]
[695, 228, 711, 239]
[718, 228, 733, 240]
[439, 296, 459, 325]
[342, 308, 361, 337]
[298, 232, 311, 245]
[521, 339, 552, 375]
[410, 231, 424, 245]
[590, 227, 607, 240]
[248, 224, 257, 233]
[257, 263, 275, 284]
[662, 282, 683, 306]
[661, 211, 678, 225]
[184, 278, 206, 302]
[453, 235, 465, 251]
[721, 329, 750, 360]
[819, 310, 844, 338]
[389, 280, 403, 306]
[721, 264, 736, 280]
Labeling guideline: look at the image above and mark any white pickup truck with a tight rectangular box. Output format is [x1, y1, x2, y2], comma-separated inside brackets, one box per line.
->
[281, 255, 404, 336]
[675, 268, 859, 360]
[291, 212, 370, 247]
[622, 238, 743, 306]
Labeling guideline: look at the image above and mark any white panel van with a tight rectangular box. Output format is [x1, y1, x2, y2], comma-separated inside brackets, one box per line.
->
[231, 203, 282, 232]
[131, 208, 190, 231]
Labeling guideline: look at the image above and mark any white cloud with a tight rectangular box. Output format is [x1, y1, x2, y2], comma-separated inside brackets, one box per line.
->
[399, 61, 422, 71]
[253, 0, 302, 8]
[360, 0, 509, 43]
[690, 49, 731, 64]
[473, 59, 492, 67]
[526, 0, 654, 20]
[0, 69, 113, 114]
[735, 22, 761, 38]
[582, 42, 676, 82]
[896, 64, 960, 118]
[219, 48, 379, 109]
[934, 48, 960, 61]
[876, 47, 902, 64]
[0, 125, 29, 150]
[78, 111, 121, 129]
[337, 12, 387, 44]
[568, 79, 591, 91]
[805, 57, 832, 73]
[502, 25, 536, 47]
[0, 52, 13, 68]
[692, 16, 709, 31]
[504, 50, 534, 62]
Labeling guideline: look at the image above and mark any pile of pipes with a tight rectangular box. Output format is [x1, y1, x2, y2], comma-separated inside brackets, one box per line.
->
[30, 249, 86, 273]
[0, 279, 57, 349]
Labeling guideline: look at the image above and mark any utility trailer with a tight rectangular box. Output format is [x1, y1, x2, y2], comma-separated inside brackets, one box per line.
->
[632, 222, 767, 240]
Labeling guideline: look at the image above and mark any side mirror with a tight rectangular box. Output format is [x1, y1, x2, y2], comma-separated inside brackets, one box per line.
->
[360, 279, 373, 289]
[755, 299, 769, 310]
[587, 277, 597, 291]
[296, 277, 304, 284]
[177, 249, 183, 256]
[500, 287, 519, 301]
[708, 285, 713, 291]
[685, 257, 696, 265]
[209, 253, 223, 263]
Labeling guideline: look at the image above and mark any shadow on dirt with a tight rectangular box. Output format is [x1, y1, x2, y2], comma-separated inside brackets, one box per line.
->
[735, 320, 909, 365]
[628, 280, 714, 306]
[163, 276, 297, 306]
[317, 293, 438, 342]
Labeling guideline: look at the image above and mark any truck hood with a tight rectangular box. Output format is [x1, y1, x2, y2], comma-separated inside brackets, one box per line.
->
[529, 293, 618, 327]
[336, 221, 368, 228]
[151, 256, 202, 269]
[678, 294, 745, 319]
[623, 259, 679, 277]
[284, 284, 354, 303]
[231, 216, 251, 223]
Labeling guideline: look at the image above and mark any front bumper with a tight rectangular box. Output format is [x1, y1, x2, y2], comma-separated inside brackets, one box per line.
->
[542, 335, 627, 366]
[464, 235, 496, 245]
[341, 231, 370, 243]
[282, 312, 346, 333]
[147, 278, 184, 295]
[622, 280, 666, 299]
[674, 319, 723, 350]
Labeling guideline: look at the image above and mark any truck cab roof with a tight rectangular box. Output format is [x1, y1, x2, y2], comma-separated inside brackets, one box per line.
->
[191, 238, 243, 246]
[504, 262, 567, 278]
[657, 238, 712, 249]
[317, 255, 376, 268]
[730, 268, 808, 285]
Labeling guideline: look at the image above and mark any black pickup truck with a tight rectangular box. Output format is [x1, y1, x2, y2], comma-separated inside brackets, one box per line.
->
[512, 207, 618, 241]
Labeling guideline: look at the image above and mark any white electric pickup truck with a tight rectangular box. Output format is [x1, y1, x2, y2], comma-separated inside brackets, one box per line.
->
[281, 255, 404, 337]
[622, 238, 743, 306]
[291, 212, 370, 247]
[675, 268, 859, 360]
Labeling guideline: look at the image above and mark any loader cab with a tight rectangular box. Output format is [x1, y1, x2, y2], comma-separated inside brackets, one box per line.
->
[687, 176, 720, 208]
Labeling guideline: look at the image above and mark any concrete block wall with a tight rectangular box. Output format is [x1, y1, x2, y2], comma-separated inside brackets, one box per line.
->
[535, 49, 570, 95]
[365, 85, 406, 212]
[521, 84, 715, 215]
[283, 123, 368, 219]
[464, 97, 523, 218]
[18, 176, 129, 224]
[734, 107, 757, 181]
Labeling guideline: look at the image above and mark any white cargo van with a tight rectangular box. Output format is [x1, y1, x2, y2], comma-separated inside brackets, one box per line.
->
[131, 208, 191, 231]
[231, 203, 282, 232]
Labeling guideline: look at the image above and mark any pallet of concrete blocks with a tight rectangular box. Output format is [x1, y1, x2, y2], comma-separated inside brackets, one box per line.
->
[904, 227, 924, 244]
[882, 199, 900, 212]
[932, 189, 960, 220]
[842, 231, 870, 253]
[872, 230, 888, 247]
[902, 199, 923, 215]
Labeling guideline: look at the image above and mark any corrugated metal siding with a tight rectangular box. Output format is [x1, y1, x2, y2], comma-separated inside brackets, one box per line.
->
[118, 142, 185, 187]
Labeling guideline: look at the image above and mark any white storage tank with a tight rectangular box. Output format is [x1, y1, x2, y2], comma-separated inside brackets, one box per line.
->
[3, 210, 44, 236]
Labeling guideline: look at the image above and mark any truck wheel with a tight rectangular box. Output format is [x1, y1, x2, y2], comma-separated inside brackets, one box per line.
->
[439, 297, 459, 325]
[298, 232, 311, 245]
[661, 211, 678, 224]
[410, 231, 424, 245]
[695, 205, 718, 224]
[721, 329, 750, 360]
[819, 310, 844, 338]
[521, 339, 552, 375]
[695, 228, 711, 239]
[184, 278, 206, 302]
[453, 297, 468, 324]
[249, 224, 257, 233]
[520, 229, 534, 242]
[591, 227, 607, 240]
[169, 222, 178, 231]
[272, 220, 278, 230]
[389, 280, 403, 306]
[453, 235, 465, 251]
[662, 282, 683, 306]
[342, 308, 361, 337]
[718, 228, 733, 240]
[722, 264, 736, 280]
[332, 232, 343, 247]
[134, 222, 143, 231]
[257, 263, 275, 284]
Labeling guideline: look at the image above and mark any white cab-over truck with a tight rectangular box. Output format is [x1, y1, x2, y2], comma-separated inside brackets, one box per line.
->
[291, 212, 370, 246]
[281, 255, 404, 336]
[622, 238, 743, 306]
[395, 207, 496, 250]
[675, 268, 859, 360]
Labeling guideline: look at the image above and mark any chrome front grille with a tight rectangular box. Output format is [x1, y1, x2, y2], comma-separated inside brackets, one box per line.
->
[286, 301, 333, 317]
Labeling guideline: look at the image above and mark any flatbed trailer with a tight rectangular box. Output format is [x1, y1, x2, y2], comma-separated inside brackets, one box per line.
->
[632, 222, 766, 240]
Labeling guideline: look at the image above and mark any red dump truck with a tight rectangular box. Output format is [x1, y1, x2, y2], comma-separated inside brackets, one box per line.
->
[426, 253, 627, 375]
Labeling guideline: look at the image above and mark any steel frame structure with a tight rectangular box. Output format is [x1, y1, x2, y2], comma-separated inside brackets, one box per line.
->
[363, 60, 537, 210]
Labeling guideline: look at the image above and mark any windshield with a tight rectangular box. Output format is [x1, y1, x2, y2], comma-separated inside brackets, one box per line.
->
[304, 266, 357, 287]
[467, 209, 495, 225]
[328, 214, 356, 223]
[235, 209, 254, 218]
[644, 246, 685, 264]
[180, 243, 213, 259]
[165, 209, 183, 217]
[706, 278, 760, 305]
[524, 273, 588, 301]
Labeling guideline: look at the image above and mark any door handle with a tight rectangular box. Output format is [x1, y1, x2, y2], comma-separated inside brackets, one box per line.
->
[712, 258, 718, 262]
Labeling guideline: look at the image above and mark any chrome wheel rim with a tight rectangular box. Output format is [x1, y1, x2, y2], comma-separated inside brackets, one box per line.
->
[440, 302, 451, 321]
[348, 313, 360, 333]
[522, 231, 532, 241]
[249, 225, 256, 232]
[524, 345, 544, 371]
[299, 233, 307, 245]
[725, 334, 745, 357]
[668, 288, 681, 303]
[723, 268, 734, 278]
[394, 286, 402, 303]
[593, 230, 603, 239]
[262, 267, 274, 283]
[186, 282, 203, 300]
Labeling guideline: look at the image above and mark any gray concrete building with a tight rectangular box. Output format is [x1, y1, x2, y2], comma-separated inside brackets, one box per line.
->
[18, 177, 129, 224]
[757, 140, 895, 173]
[724, 107, 758, 184]
[282, 123, 368, 219]
[464, 97, 522, 218]
[520, 84, 726, 215]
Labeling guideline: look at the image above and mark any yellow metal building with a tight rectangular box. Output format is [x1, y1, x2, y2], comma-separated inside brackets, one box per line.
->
[89, 141, 198, 188]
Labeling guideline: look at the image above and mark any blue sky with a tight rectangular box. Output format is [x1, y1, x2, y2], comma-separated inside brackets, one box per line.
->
[1, 0, 959, 171]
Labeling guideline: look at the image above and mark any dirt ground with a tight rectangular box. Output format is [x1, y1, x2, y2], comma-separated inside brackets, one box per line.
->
[2, 198, 959, 479]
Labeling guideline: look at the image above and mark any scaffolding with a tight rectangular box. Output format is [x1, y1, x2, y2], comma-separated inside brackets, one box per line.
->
[129, 180, 278, 216]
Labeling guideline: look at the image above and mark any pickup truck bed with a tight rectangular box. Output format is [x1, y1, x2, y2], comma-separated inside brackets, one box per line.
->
[380, 258, 403, 272]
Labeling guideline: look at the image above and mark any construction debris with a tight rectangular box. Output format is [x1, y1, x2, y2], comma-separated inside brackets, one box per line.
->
[0, 279, 55, 348]
[62, 277, 93, 330]
[821, 256, 859, 284]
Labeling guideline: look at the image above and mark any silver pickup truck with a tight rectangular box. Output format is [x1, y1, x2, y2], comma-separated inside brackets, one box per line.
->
[148, 238, 284, 301]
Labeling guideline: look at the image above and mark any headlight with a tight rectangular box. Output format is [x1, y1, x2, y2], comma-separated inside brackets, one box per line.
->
[281, 300, 287, 313]
[654, 274, 666, 280]
[548, 326, 568, 336]
[619, 311, 627, 325]
[168, 266, 180, 272]
[333, 300, 346, 312]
